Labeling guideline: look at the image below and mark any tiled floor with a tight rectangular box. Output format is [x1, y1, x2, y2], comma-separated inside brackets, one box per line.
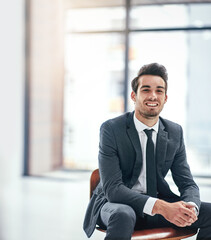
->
[0, 172, 210, 240]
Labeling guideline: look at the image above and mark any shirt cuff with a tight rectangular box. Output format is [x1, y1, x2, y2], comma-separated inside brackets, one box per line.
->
[188, 201, 199, 216]
[143, 197, 158, 216]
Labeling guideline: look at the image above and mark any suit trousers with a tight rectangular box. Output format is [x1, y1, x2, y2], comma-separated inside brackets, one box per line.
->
[98, 201, 211, 240]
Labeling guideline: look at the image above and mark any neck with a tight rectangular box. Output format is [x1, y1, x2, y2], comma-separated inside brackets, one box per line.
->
[134, 111, 159, 127]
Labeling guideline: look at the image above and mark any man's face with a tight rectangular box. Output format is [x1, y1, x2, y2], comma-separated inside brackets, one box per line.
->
[131, 75, 167, 121]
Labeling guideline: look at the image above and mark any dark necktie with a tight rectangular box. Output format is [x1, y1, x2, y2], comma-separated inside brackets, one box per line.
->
[144, 129, 157, 198]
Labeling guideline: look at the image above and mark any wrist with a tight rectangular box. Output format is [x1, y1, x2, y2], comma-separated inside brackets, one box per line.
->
[152, 199, 167, 215]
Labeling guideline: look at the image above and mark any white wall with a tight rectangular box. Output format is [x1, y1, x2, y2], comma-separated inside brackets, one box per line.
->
[0, 0, 24, 184]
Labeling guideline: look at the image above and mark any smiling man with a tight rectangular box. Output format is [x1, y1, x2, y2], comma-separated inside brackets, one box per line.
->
[83, 63, 211, 240]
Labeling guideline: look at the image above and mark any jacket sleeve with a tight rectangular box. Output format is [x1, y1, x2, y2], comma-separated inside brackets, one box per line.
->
[98, 121, 149, 217]
[171, 125, 201, 209]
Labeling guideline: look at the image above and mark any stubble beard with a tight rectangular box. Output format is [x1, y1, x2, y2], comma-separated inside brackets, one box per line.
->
[138, 105, 164, 120]
[138, 110, 158, 119]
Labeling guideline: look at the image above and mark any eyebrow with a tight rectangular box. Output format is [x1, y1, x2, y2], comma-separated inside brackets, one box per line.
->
[141, 85, 165, 90]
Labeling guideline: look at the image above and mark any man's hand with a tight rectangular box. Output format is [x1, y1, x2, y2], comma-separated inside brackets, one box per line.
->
[152, 200, 198, 227]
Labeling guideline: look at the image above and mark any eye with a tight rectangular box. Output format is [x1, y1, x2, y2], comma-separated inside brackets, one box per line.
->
[157, 89, 164, 93]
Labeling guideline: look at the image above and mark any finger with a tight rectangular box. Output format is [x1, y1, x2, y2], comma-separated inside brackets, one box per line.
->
[176, 207, 196, 224]
[174, 218, 190, 227]
[183, 203, 198, 216]
[184, 213, 198, 224]
[182, 202, 193, 207]
[186, 210, 198, 222]
[185, 204, 195, 209]
[174, 203, 196, 222]
[181, 201, 188, 206]
[180, 206, 195, 217]
[185, 206, 198, 221]
[177, 215, 195, 227]
[179, 213, 195, 225]
[171, 212, 191, 227]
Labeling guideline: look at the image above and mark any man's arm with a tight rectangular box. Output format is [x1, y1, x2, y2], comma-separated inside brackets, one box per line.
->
[99, 121, 149, 217]
[171, 126, 201, 208]
[150, 124, 199, 227]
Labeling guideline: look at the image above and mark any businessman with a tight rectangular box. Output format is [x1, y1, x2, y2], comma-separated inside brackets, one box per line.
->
[83, 63, 211, 239]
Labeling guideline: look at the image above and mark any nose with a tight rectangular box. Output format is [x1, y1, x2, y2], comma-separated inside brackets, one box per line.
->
[149, 91, 157, 100]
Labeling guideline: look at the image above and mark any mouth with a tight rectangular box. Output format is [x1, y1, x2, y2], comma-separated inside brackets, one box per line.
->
[146, 102, 158, 107]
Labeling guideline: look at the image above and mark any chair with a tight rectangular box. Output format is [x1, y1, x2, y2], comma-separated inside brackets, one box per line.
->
[90, 169, 197, 240]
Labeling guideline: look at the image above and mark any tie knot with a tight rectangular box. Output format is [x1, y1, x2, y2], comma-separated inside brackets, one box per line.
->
[144, 129, 153, 138]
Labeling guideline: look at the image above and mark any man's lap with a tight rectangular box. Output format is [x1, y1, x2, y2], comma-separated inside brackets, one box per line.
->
[98, 201, 211, 231]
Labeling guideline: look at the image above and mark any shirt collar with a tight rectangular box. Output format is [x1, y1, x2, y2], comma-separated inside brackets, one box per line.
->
[133, 114, 159, 133]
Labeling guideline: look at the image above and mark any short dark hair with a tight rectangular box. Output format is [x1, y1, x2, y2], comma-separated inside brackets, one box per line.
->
[131, 63, 168, 94]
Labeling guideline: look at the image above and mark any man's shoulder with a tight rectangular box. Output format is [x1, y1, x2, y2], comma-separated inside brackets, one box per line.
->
[159, 116, 182, 132]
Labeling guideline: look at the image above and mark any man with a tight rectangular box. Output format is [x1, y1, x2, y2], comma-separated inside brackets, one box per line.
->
[83, 63, 211, 240]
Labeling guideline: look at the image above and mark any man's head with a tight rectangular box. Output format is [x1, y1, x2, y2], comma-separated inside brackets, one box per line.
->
[131, 63, 168, 94]
[131, 63, 168, 126]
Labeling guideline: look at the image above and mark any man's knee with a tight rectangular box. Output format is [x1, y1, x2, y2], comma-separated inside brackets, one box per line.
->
[110, 204, 136, 227]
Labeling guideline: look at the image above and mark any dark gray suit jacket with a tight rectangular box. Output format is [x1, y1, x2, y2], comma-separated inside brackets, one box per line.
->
[83, 111, 200, 237]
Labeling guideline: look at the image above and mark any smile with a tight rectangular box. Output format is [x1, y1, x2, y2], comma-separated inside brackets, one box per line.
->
[146, 103, 158, 107]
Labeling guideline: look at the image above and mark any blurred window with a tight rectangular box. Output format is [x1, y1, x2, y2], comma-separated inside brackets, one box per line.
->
[130, 4, 211, 29]
[130, 5, 189, 29]
[66, 7, 125, 32]
[128, 30, 211, 176]
[186, 30, 211, 176]
[63, 3, 211, 175]
[128, 31, 188, 125]
[63, 32, 124, 169]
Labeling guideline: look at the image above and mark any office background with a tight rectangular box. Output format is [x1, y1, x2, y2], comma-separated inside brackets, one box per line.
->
[0, 0, 211, 240]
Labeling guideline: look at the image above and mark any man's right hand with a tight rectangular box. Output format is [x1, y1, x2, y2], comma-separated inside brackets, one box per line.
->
[152, 200, 198, 227]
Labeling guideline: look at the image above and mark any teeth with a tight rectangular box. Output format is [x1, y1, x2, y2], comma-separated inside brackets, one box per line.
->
[147, 103, 157, 107]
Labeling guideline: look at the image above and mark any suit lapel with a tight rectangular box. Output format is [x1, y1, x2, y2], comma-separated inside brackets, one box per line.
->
[126, 112, 143, 188]
[156, 119, 168, 170]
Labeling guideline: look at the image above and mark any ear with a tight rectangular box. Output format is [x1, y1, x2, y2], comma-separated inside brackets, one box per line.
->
[164, 94, 168, 103]
[131, 91, 136, 102]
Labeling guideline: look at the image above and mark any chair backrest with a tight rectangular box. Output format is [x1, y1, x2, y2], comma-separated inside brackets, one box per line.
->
[90, 169, 100, 198]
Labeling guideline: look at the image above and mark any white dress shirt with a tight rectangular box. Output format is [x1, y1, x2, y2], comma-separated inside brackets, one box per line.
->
[132, 114, 159, 216]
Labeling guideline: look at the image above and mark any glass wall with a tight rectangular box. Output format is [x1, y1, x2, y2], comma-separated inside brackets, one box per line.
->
[187, 30, 211, 175]
[130, 4, 189, 28]
[63, 7, 125, 169]
[128, 31, 188, 125]
[63, 2, 211, 175]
